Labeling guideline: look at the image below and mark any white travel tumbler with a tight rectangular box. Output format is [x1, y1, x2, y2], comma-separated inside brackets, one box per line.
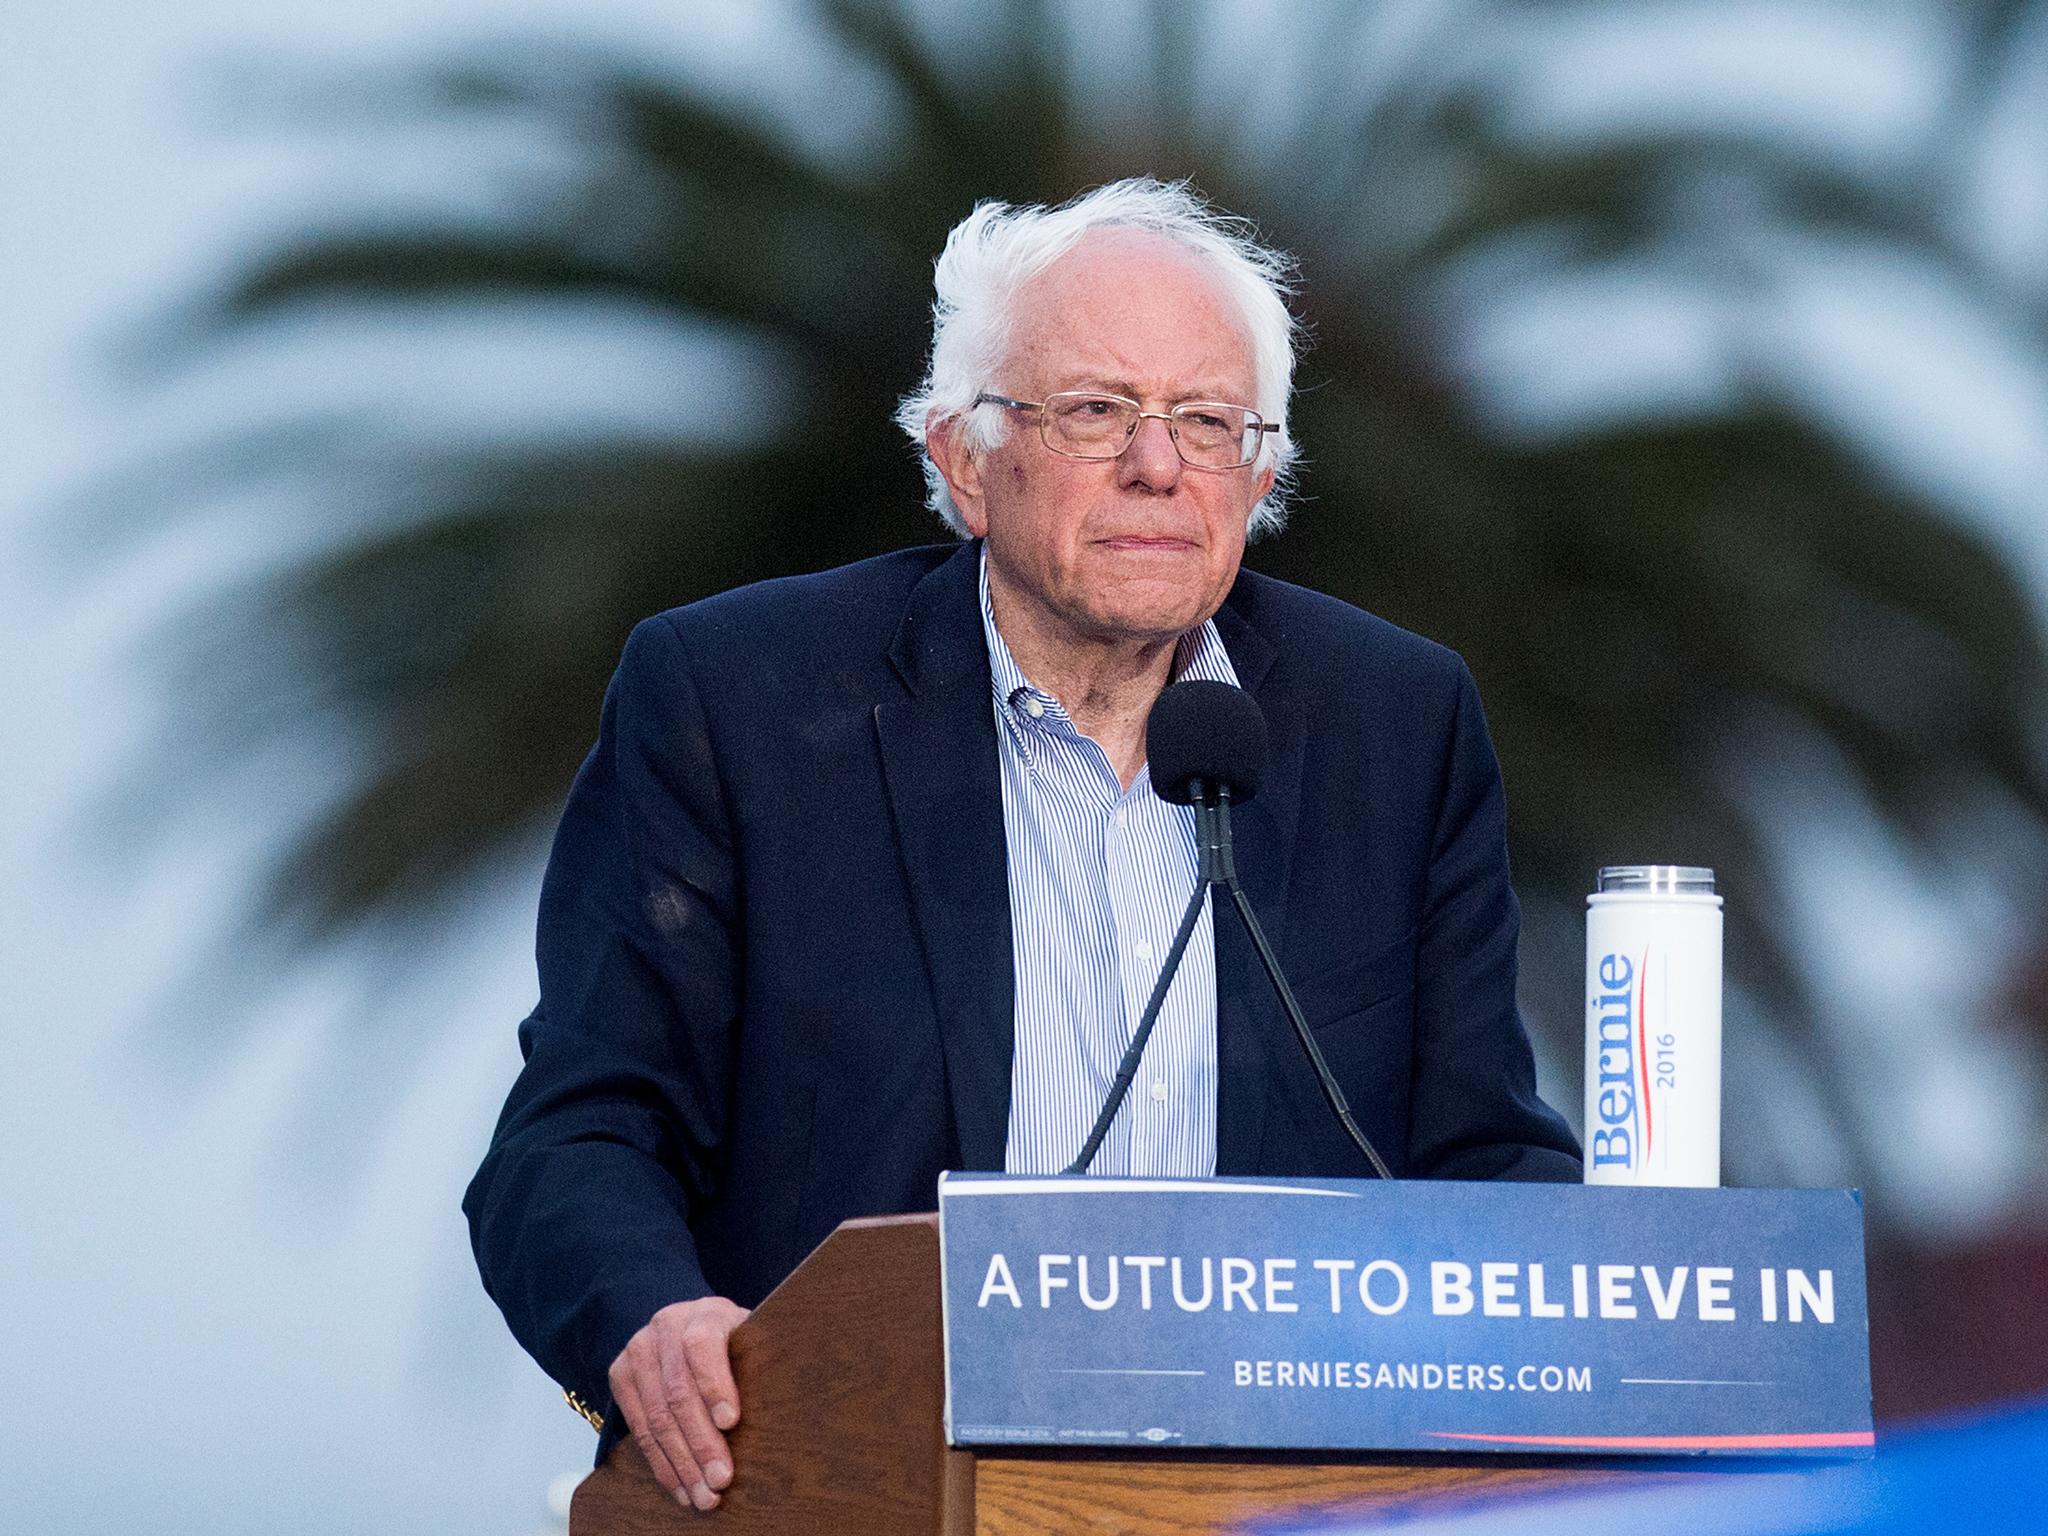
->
[1584, 865, 1723, 1187]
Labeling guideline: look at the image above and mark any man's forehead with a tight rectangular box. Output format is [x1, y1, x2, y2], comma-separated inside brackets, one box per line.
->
[1021, 227, 1230, 311]
[1007, 229, 1258, 393]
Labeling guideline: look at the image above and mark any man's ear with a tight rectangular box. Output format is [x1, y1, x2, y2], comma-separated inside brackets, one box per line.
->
[926, 417, 990, 538]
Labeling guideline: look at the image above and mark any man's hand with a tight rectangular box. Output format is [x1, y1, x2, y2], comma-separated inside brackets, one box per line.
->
[608, 1296, 751, 1512]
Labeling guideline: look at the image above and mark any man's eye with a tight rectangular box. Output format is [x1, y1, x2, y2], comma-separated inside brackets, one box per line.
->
[1183, 411, 1228, 432]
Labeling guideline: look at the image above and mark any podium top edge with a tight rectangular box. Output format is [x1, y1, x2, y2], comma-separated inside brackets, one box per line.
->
[936, 1174, 1865, 1202]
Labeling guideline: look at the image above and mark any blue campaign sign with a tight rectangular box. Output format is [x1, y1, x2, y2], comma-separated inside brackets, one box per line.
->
[938, 1175, 1872, 1458]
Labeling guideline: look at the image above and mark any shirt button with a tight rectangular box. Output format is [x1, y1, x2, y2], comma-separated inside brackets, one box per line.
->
[1022, 695, 1045, 719]
[1150, 1081, 1170, 1103]
[1114, 806, 1128, 827]
[1135, 939, 1154, 962]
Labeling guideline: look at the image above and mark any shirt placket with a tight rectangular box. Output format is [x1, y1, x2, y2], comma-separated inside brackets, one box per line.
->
[1023, 703, 1132, 1166]
[1108, 776, 1181, 1176]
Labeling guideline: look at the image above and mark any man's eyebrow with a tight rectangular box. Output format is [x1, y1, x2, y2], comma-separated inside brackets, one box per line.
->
[1057, 376, 1248, 402]
[1046, 375, 1139, 397]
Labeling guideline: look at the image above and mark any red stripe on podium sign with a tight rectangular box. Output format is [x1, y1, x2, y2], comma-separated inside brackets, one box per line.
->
[1428, 1430, 1876, 1450]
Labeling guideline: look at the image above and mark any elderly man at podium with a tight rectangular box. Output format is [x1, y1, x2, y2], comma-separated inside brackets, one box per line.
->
[465, 179, 1580, 1512]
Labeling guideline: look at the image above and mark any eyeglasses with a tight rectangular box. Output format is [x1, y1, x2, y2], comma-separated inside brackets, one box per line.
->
[975, 391, 1277, 470]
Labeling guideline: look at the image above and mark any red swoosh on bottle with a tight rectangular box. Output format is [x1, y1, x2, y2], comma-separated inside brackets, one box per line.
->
[1637, 946, 1653, 1162]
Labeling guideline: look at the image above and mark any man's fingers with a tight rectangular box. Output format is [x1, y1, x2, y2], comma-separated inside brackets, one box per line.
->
[610, 1368, 694, 1505]
[606, 1296, 752, 1512]
[616, 1350, 717, 1512]
[683, 1305, 748, 1432]
[661, 1326, 734, 1495]
[637, 1365, 719, 1511]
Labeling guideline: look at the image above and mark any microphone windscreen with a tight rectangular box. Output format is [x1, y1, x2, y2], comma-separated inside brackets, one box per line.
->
[1147, 679, 1268, 805]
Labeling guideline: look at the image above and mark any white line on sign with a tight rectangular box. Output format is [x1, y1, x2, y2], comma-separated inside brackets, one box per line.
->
[1620, 1378, 1773, 1386]
[1054, 1368, 1208, 1377]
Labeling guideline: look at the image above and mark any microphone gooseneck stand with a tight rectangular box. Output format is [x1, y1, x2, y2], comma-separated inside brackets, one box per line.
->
[1063, 780, 1394, 1181]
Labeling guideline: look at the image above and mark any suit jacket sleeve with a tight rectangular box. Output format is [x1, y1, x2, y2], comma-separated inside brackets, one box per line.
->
[463, 613, 738, 1415]
[1404, 659, 1582, 1181]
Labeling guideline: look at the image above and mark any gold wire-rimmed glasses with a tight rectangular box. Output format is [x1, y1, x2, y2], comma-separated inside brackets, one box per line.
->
[975, 390, 1276, 470]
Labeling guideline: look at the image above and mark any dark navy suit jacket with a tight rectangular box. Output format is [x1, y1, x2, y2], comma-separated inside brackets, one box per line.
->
[464, 540, 1579, 1443]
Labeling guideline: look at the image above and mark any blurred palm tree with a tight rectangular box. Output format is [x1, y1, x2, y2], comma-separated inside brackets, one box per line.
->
[113, 0, 2048, 1205]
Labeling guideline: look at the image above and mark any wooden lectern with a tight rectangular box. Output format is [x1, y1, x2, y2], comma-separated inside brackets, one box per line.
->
[570, 1214, 1706, 1534]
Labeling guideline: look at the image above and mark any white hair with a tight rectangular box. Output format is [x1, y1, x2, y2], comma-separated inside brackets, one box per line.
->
[894, 178, 1303, 538]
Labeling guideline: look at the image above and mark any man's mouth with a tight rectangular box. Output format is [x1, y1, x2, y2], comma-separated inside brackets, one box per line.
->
[1098, 535, 1196, 551]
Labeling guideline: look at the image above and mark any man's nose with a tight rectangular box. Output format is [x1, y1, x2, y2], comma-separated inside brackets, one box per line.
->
[1118, 412, 1183, 490]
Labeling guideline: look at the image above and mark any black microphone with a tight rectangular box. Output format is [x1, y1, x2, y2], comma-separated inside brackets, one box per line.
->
[1149, 678, 1264, 886]
[1147, 679, 1267, 804]
[1064, 681, 1393, 1180]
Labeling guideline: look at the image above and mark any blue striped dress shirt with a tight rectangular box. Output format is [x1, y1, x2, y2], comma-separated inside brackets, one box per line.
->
[980, 554, 1241, 1176]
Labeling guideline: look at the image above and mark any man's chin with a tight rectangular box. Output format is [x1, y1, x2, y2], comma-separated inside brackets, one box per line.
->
[1072, 597, 1224, 647]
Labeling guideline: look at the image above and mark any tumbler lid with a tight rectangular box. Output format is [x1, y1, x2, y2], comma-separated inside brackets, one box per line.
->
[1597, 865, 1716, 894]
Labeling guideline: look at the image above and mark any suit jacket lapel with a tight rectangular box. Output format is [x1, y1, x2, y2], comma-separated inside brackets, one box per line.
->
[873, 543, 1016, 1172]
[1210, 595, 1304, 1175]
